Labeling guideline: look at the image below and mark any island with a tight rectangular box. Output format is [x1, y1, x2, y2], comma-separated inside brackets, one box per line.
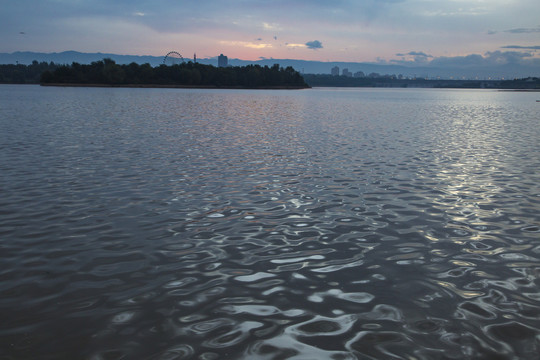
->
[39, 59, 309, 89]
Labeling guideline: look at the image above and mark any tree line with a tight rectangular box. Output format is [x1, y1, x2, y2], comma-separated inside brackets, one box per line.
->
[303, 73, 540, 89]
[0, 61, 59, 84]
[38, 59, 308, 88]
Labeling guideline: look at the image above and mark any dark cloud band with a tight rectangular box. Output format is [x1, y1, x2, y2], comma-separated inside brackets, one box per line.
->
[305, 40, 323, 49]
[502, 45, 540, 50]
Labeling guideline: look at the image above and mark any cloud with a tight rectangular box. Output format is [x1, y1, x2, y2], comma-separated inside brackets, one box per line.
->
[484, 50, 533, 64]
[501, 45, 540, 50]
[220, 40, 272, 49]
[409, 51, 432, 58]
[396, 51, 432, 58]
[429, 54, 483, 67]
[263, 22, 282, 31]
[421, 7, 488, 17]
[427, 51, 538, 68]
[287, 41, 323, 50]
[286, 43, 307, 49]
[394, 51, 433, 64]
[504, 27, 540, 34]
[488, 26, 540, 36]
[305, 40, 323, 49]
[2, 0, 540, 66]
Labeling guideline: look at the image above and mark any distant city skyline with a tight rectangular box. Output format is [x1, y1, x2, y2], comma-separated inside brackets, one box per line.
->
[2, 50, 537, 79]
[1, 0, 539, 72]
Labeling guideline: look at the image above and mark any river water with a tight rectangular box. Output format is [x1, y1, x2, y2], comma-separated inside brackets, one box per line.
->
[1, 85, 539, 359]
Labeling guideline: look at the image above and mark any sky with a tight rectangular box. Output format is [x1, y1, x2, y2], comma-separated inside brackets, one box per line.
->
[1, 0, 540, 67]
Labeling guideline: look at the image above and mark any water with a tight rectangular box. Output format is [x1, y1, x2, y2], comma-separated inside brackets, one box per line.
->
[1, 84, 539, 359]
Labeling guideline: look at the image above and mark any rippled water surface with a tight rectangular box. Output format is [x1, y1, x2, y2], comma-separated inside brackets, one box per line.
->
[1, 85, 540, 359]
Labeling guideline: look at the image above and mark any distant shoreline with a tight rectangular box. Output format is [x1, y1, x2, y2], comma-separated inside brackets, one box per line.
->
[40, 83, 309, 90]
[21, 83, 538, 91]
[302, 74, 540, 90]
[29, 83, 540, 91]
[498, 89, 540, 92]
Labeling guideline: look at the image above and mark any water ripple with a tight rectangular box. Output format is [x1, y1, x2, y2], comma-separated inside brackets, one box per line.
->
[1, 86, 539, 359]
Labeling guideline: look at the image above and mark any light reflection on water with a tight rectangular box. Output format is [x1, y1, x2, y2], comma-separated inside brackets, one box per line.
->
[0, 85, 539, 359]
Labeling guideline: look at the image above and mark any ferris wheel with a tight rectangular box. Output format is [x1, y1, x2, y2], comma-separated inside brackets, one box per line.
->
[163, 51, 184, 66]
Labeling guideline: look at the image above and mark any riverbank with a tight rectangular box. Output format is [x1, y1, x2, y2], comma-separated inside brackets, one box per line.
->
[40, 83, 310, 89]
[302, 74, 540, 90]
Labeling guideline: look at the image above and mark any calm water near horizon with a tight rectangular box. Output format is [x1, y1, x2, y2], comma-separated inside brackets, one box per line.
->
[1, 84, 539, 359]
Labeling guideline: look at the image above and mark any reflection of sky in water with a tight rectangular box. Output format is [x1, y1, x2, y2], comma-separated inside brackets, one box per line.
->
[1, 86, 539, 359]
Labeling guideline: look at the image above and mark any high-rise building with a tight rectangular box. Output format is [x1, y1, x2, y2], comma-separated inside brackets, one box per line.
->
[331, 66, 339, 76]
[342, 68, 352, 77]
[218, 54, 228, 67]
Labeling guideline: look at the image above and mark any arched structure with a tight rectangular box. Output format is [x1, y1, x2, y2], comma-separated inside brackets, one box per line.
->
[163, 51, 185, 66]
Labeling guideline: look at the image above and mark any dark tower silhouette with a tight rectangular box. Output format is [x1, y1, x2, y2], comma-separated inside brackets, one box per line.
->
[218, 54, 228, 67]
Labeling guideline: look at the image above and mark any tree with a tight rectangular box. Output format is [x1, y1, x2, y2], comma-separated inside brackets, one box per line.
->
[37, 58, 309, 88]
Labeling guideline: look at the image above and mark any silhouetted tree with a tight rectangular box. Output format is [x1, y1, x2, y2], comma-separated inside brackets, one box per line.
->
[37, 58, 308, 88]
[0, 61, 58, 83]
